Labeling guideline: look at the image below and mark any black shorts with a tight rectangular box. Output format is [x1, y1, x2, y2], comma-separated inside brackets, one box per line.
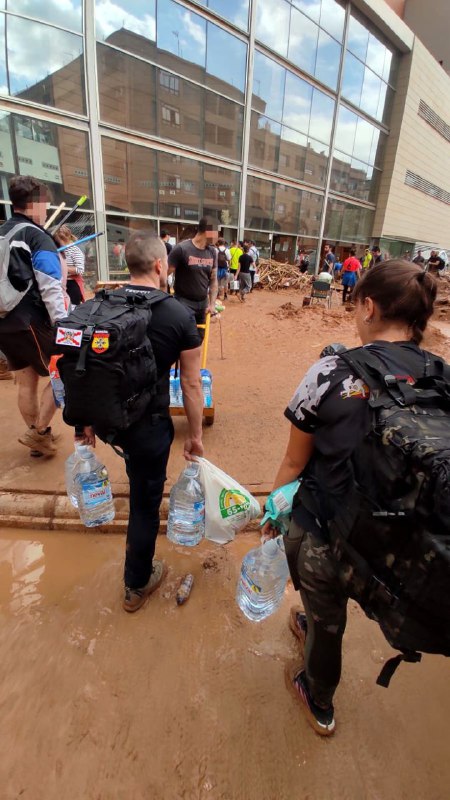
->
[0, 320, 55, 376]
[174, 296, 207, 341]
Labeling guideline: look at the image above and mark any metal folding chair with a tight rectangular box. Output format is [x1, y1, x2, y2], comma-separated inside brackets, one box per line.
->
[311, 279, 333, 308]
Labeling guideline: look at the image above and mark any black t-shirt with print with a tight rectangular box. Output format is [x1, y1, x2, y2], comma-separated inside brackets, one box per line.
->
[238, 253, 253, 273]
[124, 286, 201, 412]
[284, 342, 429, 531]
[169, 239, 217, 302]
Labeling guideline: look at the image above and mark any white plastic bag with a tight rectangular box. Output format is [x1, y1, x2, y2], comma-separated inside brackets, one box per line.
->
[196, 458, 260, 543]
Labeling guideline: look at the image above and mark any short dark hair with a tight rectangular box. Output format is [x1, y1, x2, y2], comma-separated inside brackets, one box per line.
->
[197, 215, 218, 233]
[372, 245, 381, 253]
[160, 229, 169, 238]
[350, 248, 356, 256]
[125, 232, 166, 277]
[353, 260, 437, 344]
[217, 237, 225, 246]
[9, 175, 50, 208]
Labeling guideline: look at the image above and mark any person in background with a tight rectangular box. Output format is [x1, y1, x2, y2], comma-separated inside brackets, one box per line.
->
[297, 250, 310, 274]
[341, 248, 361, 303]
[248, 240, 259, 290]
[0, 175, 66, 457]
[216, 237, 231, 300]
[54, 225, 85, 305]
[168, 216, 219, 337]
[263, 261, 439, 737]
[229, 239, 243, 295]
[426, 250, 445, 277]
[236, 244, 253, 302]
[160, 229, 173, 256]
[323, 244, 336, 274]
[371, 246, 382, 266]
[361, 247, 373, 271]
[333, 260, 343, 282]
[413, 250, 425, 267]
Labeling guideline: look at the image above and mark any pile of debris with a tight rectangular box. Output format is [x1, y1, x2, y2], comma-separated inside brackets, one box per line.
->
[258, 259, 311, 291]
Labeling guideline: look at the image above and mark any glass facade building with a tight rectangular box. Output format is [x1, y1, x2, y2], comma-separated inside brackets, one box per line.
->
[0, 0, 399, 280]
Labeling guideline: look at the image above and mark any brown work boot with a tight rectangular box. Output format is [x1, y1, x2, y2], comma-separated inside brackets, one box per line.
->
[0, 359, 13, 380]
[123, 560, 167, 613]
[30, 430, 61, 458]
[18, 426, 58, 457]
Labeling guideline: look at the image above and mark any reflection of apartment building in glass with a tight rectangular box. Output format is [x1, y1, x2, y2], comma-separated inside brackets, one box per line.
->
[0, 0, 449, 278]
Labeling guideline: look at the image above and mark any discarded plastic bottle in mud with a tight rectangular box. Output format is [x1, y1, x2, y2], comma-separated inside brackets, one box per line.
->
[236, 537, 290, 622]
[74, 449, 115, 528]
[65, 443, 91, 508]
[167, 463, 205, 546]
[176, 574, 194, 605]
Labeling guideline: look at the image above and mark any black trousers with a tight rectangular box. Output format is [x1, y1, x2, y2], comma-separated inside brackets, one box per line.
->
[116, 413, 174, 589]
[342, 284, 353, 303]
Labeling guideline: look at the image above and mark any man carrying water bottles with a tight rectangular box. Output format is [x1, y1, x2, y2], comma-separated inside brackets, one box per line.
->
[79, 233, 204, 612]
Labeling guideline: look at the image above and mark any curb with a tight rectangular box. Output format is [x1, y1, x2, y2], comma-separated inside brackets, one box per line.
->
[0, 489, 270, 533]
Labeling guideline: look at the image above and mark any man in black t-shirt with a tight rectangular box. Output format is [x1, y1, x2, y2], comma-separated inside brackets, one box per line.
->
[79, 233, 204, 613]
[168, 216, 219, 336]
[160, 229, 172, 256]
[427, 251, 445, 277]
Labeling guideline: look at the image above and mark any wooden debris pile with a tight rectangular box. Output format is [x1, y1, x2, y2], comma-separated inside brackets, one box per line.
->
[257, 259, 311, 291]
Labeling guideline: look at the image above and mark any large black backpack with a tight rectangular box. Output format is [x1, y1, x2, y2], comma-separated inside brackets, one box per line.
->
[55, 288, 169, 443]
[325, 344, 450, 686]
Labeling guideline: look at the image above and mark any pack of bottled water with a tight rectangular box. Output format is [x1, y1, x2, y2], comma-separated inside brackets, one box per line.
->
[167, 462, 205, 546]
[68, 446, 115, 527]
[236, 536, 289, 621]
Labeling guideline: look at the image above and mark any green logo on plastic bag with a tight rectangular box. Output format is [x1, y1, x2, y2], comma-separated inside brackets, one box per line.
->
[219, 488, 250, 519]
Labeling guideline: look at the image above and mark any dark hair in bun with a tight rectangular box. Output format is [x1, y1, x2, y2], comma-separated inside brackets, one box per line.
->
[353, 260, 437, 344]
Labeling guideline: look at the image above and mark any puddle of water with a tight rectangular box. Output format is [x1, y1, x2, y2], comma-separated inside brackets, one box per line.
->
[0, 529, 120, 616]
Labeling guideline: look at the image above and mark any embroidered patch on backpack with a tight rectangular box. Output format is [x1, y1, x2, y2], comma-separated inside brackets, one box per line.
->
[56, 327, 82, 347]
[92, 330, 110, 354]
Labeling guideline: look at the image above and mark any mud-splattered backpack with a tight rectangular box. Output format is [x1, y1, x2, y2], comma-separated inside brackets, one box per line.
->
[328, 344, 450, 686]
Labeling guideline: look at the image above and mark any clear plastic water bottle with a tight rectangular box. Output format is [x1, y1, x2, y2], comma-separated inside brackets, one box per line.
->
[169, 370, 183, 407]
[49, 356, 65, 408]
[201, 369, 213, 408]
[236, 537, 290, 621]
[65, 443, 91, 508]
[74, 449, 115, 527]
[167, 462, 205, 546]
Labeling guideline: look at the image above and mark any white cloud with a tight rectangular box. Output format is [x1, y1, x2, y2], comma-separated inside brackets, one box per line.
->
[12, 0, 82, 32]
[95, 1, 155, 42]
[180, 10, 206, 54]
[7, 18, 83, 89]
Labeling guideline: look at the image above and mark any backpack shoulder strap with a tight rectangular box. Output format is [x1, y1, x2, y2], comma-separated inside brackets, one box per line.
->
[2, 222, 37, 242]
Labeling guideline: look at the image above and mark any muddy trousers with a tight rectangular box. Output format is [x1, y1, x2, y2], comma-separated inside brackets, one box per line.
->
[284, 519, 348, 708]
[117, 413, 174, 590]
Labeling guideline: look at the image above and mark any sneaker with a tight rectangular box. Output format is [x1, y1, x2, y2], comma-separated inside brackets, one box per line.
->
[285, 664, 336, 737]
[123, 560, 167, 613]
[18, 426, 58, 457]
[289, 606, 308, 653]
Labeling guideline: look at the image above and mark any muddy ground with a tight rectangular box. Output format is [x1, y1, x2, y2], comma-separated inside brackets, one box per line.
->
[1, 287, 449, 799]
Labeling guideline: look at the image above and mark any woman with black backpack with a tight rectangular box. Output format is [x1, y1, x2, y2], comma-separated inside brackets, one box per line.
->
[262, 261, 446, 736]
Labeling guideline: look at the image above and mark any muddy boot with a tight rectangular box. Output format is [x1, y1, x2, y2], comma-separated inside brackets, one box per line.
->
[123, 560, 167, 612]
[18, 426, 58, 457]
[0, 358, 13, 380]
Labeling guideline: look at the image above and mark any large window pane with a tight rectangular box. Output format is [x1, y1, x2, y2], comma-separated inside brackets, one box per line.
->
[97, 44, 156, 135]
[315, 29, 341, 90]
[206, 24, 247, 95]
[300, 191, 323, 238]
[6, 16, 85, 115]
[325, 198, 374, 242]
[95, 0, 156, 55]
[335, 106, 357, 156]
[305, 138, 329, 187]
[157, 1, 205, 68]
[283, 72, 312, 136]
[360, 68, 382, 119]
[353, 116, 376, 163]
[106, 215, 157, 279]
[252, 52, 285, 122]
[102, 138, 157, 215]
[0, 111, 92, 207]
[245, 177, 275, 230]
[158, 153, 201, 222]
[202, 165, 240, 226]
[366, 33, 387, 77]
[309, 89, 334, 144]
[347, 14, 369, 62]
[207, 0, 249, 29]
[292, 0, 320, 23]
[249, 114, 281, 172]
[288, 8, 318, 77]
[12, 0, 82, 32]
[342, 52, 365, 107]
[320, 0, 345, 42]
[204, 92, 244, 160]
[274, 184, 301, 233]
[0, 15, 6, 95]
[160, 78, 204, 151]
[255, 0, 290, 58]
[279, 127, 307, 181]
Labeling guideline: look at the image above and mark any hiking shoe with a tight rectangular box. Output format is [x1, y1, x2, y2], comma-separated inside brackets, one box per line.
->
[285, 664, 336, 737]
[289, 606, 308, 653]
[18, 426, 57, 457]
[123, 560, 167, 613]
[30, 431, 60, 458]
